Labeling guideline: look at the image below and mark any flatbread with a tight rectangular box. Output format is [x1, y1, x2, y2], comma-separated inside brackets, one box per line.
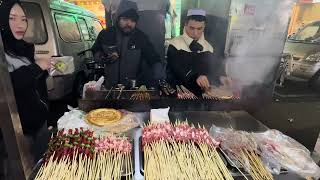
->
[86, 108, 122, 126]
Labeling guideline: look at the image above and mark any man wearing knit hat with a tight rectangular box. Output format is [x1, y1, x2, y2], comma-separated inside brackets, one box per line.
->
[92, 1, 163, 88]
[166, 8, 227, 95]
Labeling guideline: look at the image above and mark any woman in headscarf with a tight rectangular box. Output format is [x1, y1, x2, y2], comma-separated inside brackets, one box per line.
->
[0, 0, 51, 158]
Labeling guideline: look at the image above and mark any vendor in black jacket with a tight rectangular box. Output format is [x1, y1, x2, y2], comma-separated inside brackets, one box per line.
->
[92, 1, 163, 88]
[167, 9, 225, 95]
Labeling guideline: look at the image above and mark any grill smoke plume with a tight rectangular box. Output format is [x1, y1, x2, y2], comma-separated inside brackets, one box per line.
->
[225, 0, 297, 89]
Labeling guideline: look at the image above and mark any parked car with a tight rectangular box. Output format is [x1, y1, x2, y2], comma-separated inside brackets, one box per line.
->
[283, 20, 320, 88]
[21, 0, 103, 100]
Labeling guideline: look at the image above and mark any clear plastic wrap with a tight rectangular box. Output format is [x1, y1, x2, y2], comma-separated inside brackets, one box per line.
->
[254, 130, 320, 179]
[57, 109, 143, 137]
[210, 125, 258, 169]
[210, 125, 257, 151]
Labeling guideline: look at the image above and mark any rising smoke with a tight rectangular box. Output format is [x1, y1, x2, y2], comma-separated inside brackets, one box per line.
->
[225, 0, 297, 88]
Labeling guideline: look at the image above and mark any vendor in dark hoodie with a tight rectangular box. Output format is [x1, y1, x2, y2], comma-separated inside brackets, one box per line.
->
[92, 1, 163, 88]
[167, 9, 227, 95]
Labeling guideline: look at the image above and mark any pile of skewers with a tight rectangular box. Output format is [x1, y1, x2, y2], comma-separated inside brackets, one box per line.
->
[211, 127, 273, 180]
[176, 85, 198, 100]
[95, 136, 133, 179]
[130, 85, 150, 101]
[43, 128, 96, 163]
[142, 121, 233, 180]
[35, 128, 133, 180]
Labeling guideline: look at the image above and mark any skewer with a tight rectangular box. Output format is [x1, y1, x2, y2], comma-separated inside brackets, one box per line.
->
[104, 87, 113, 99]
[219, 148, 250, 180]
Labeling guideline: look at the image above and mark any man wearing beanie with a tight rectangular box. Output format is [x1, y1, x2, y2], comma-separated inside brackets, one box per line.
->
[166, 9, 227, 95]
[92, 1, 163, 88]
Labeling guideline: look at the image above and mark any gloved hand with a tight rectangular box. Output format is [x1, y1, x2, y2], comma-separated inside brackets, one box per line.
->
[159, 80, 176, 96]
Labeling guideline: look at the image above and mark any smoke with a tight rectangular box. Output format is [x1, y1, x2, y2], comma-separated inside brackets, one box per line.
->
[225, 0, 297, 89]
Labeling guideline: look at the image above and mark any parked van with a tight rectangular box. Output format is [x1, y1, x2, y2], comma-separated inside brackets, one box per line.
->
[283, 21, 320, 88]
[20, 0, 103, 100]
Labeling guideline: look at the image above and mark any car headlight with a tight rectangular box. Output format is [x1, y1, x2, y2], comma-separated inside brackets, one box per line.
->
[305, 52, 320, 62]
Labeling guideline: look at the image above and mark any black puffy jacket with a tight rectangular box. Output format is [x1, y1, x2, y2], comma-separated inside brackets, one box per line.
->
[9, 50, 49, 135]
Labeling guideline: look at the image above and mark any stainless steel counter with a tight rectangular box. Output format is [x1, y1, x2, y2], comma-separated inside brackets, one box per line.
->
[28, 110, 306, 180]
[131, 110, 304, 180]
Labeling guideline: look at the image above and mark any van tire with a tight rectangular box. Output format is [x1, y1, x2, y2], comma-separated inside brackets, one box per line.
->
[72, 72, 87, 104]
[308, 70, 320, 90]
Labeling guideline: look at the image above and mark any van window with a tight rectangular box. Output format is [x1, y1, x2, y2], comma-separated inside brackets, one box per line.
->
[78, 18, 90, 41]
[55, 14, 81, 42]
[21, 2, 48, 44]
[293, 22, 320, 42]
[93, 20, 103, 38]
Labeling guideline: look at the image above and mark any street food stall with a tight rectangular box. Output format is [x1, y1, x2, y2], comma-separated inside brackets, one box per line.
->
[1, 0, 320, 179]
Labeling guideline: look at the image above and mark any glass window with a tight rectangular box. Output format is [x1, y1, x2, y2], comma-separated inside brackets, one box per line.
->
[21, 2, 48, 44]
[78, 18, 90, 41]
[293, 22, 320, 42]
[55, 14, 81, 42]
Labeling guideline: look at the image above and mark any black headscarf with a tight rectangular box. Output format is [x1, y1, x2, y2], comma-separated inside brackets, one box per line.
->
[0, 0, 35, 62]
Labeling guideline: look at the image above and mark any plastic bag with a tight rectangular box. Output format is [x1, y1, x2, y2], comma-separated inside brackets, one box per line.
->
[92, 110, 144, 136]
[57, 109, 143, 137]
[82, 76, 105, 98]
[50, 56, 75, 76]
[57, 109, 90, 130]
[254, 130, 320, 179]
[210, 125, 258, 170]
[210, 125, 257, 152]
[150, 107, 170, 124]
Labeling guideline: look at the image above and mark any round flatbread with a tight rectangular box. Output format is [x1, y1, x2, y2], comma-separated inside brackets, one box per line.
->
[86, 108, 122, 126]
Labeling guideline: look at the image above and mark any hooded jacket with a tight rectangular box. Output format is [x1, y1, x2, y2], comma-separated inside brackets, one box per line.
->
[0, 1, 49, 135]
[92, 1, 162, 88]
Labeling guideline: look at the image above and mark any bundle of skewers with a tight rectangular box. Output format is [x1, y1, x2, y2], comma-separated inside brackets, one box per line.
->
[176, 85, 198, 100]
[95, 136, 133, 180]
[211, 127, 273, 180]
[130, 85, 150, 101]
[35, 128, 133, 180]
[142, 121, 233, 180]
[43, 128, 96, 163]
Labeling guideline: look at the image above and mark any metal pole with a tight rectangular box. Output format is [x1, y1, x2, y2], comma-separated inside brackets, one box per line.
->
[0, 31, 35, 179]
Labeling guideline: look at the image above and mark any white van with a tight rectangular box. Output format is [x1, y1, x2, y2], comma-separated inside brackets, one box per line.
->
[21, 0, 103, 100]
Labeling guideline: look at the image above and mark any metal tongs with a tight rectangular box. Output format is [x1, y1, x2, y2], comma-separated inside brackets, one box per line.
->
[104, 87, 113, 100]
[116, 85, 125, 99]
